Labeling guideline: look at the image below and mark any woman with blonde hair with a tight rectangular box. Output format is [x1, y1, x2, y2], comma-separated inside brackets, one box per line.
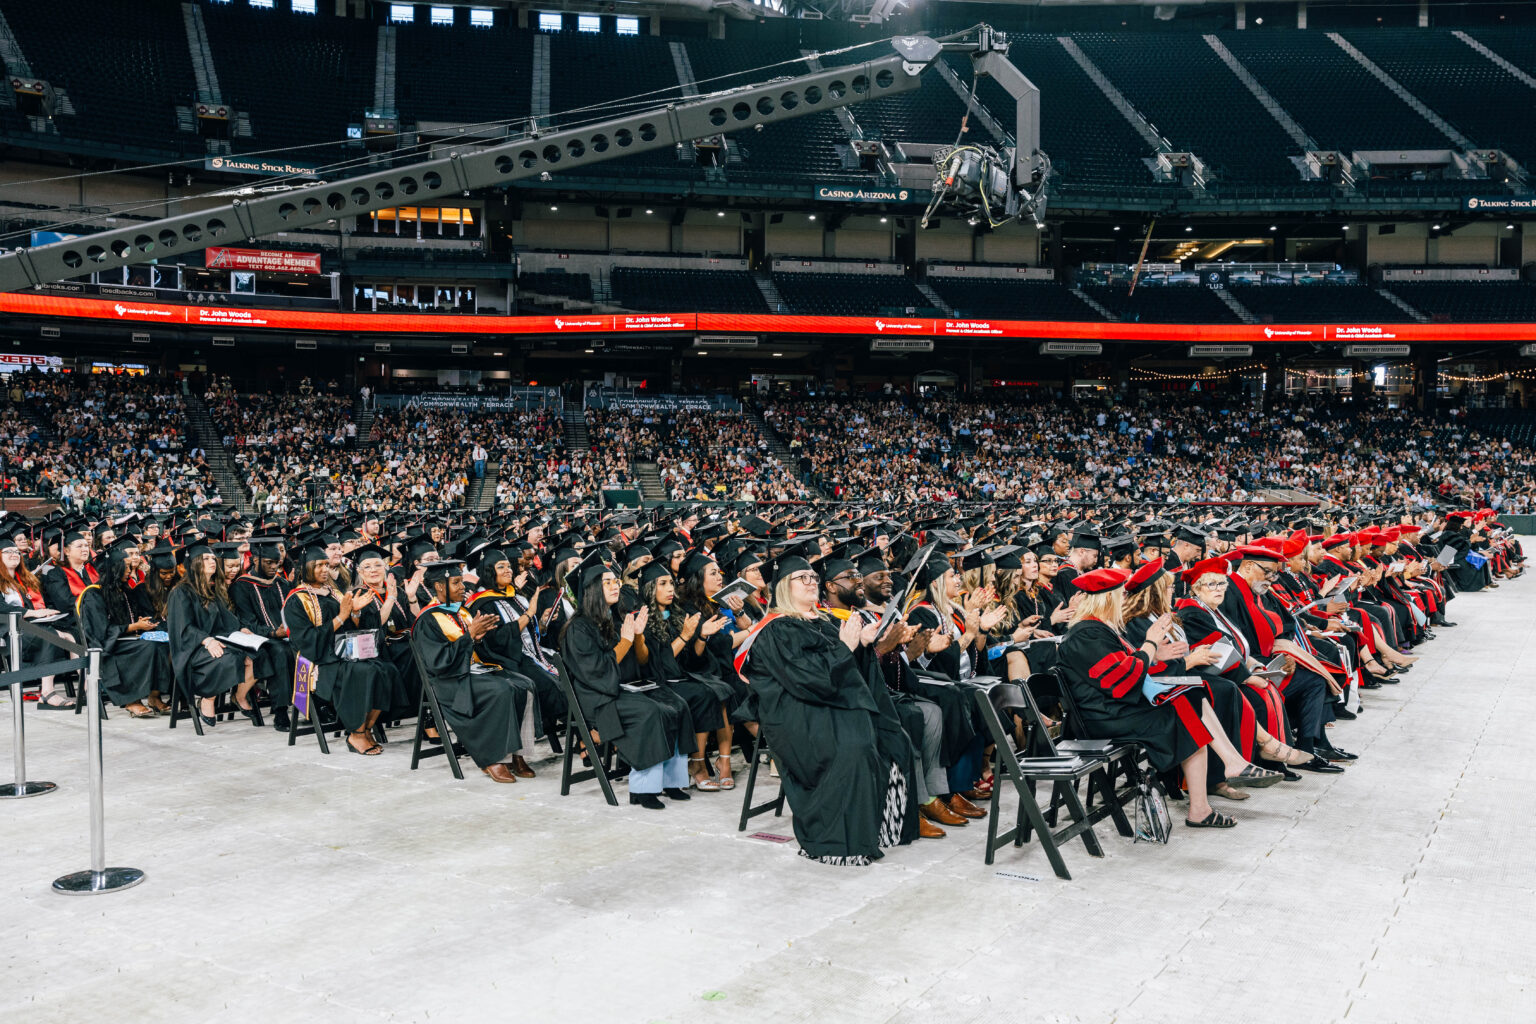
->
[734, 555, 903, 865]
[1123, 559, 1309, 801]
[1056, 567, 1280, 830]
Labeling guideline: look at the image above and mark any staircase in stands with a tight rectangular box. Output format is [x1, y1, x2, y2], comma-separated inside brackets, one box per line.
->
[183, 393, 255, 516]
[467, 459, 500, 510]
[633, 461, 666, 500]
[745, 405, 827, 499]
[562, 408, 590, 450]
[353, 396, 376, 449]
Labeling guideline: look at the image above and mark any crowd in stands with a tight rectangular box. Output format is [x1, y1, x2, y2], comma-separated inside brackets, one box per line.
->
[5, 367, 1536, 514]
[2, 371, 218, 513]
[760, 393, 1536, 512]
[586, 406, 816, 502]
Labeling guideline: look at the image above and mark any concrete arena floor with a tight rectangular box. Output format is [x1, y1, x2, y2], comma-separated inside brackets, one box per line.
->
[2, 573, 1533, 1024]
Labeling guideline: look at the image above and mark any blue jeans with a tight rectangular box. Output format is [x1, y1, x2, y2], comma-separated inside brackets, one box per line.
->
[473, 460, 486, 479]
[627, 745, 689, 794]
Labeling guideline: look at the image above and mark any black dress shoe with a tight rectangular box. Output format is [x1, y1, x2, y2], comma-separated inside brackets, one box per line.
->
[271, 706, 291, 732]
[1332, 705, 1358, 721]
[1318, 743, 1358, 762]
[1294, 756, 1345, 774]
[663, 787, 692, 800]
[1361, 679, 1382, 690]
[1276, 766, 1302, 782]
[629, 793, 666, 809]
[1438, 621, 1458, 628]
[238, 704, 264, 728]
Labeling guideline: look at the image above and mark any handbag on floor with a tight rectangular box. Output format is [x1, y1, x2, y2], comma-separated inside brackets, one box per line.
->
[1133, 778, 1172, 844]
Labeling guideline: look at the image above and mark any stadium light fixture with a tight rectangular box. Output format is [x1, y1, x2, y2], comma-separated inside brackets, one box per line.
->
[880, 217, 888, 223]
[1112, 225, 1121, 231]
[1185, 226, 1193, 232]
[550, 205, 559, 211]
[809, 214, 817, 221]
[645, 209, 653, 214]
[717, 211, 725, 217]
[1269, 225, 1277, 231]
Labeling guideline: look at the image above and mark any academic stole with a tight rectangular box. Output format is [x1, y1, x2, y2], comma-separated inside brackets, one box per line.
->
[292, 588, 324, 719]
[427, 605, 501, 670]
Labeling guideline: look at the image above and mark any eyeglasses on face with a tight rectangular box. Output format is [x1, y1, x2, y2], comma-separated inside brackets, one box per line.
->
[789, 572, 820, 585]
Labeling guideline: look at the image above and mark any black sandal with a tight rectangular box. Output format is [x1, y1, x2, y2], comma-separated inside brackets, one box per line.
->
[1186, 811, 1238, 828]
[347, 734, 382, 756]
[37, 692, 77, 710]
[1227, 764, 1282, 788]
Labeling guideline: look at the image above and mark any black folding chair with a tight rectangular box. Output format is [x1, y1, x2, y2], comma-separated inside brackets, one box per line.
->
[549, 652, 621, 806]
[971, 677, 1128, 881]
[736, 729, 786, 832]
[1049, 669, 1147, 819]
[408, 639, 467, 779]
[166, 672, 205, 735]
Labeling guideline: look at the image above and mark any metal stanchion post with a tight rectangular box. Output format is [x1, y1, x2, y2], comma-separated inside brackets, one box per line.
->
[52, 647, 144, 894]
[1, 613, 56, 799]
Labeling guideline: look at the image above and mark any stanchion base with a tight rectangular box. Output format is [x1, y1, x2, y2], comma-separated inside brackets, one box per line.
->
[51, 867, 145, 895]
[0, 780, 57, 798]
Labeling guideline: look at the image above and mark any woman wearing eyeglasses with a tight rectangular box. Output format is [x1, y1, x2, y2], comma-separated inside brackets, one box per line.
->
[1176, 557, 1329, 775]
[1057, 566, 1281, 830]
[734, 556, 902, 866]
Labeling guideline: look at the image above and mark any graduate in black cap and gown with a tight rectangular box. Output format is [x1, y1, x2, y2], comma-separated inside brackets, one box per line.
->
[466, 546, 567, 751]
[411, 558, 533, 783]
[735, 555, 907, 866]
[224, 538, 297, 729]
[282, 545, 406, 755]
[348, 544, 422, 721]
[74, 543, 173, 718]
[167, 541, 261, 727]
[559, 555, 694, 808]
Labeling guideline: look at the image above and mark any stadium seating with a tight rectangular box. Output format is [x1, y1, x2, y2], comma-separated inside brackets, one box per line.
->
[686, 38, 867, 183]
[1226, 283, 1413, 323]
[1343, 29, 1536, 169]
[1387, 282, 1536, 322]
[610, 268, 768, 314]
[948, 35, 1167, 194]
[1072, 32, 1318, 189]
[0, 0, 196, 152]
[1217, 30, 1453, 152]
[517, 270, 593, 301]
[201, 3, 375, 157]
[821, 45, 975, 147]
[927, 277, 1104, 320]
[772, 272, 934, 316]
[547, 30, 700, 182]
[1078, 284, 1242, 323]
[395, 20, 533, 129]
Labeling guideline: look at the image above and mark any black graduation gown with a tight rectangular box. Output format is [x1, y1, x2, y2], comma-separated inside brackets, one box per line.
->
[675, 597, 752, 723]
[559, 615, 694, 771]
[1125, 613, 1256, 787]
[468, 587, 566, 734]
[412, 604, 527, 768]
[281, 588, 405, 732]
[166, 587, 248, 698]
[816, 612, 920, 846]
[1056, 618, 1210, 773]
[901, 603, 981, 769]
[39, 563, 95, 637]
[352, 588, 421, 718]
[644, 609, 729, 732]
[228, 574, 296, 703]
[741, 615, 893, 864]
[75, 585, 171, 707]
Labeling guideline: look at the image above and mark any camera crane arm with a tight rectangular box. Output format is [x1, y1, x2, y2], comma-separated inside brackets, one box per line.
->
[0, 28, 1042, 294]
